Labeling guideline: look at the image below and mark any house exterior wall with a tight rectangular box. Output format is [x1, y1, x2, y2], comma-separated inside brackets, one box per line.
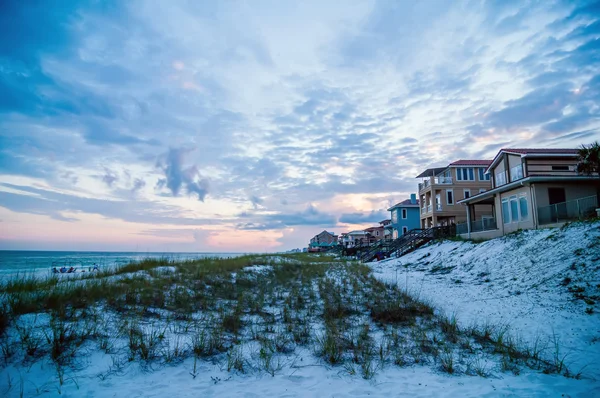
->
[492, 154, 523, 188]
[391, 206, 420, 236]
[533, 182, 599, 208]
[497, 185, 535, 234]
[419, 165, 493, 228]
[477, 181, 598, 237]
[507, 154, 521, 171]
[526, 159, 578, 176]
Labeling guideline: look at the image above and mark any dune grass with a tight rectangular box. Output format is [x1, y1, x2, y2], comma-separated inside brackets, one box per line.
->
[0, 252, 577, 390]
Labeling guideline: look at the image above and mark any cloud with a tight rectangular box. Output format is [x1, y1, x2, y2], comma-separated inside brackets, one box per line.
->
[1, 0, 600, 250]
[237, 205, 337, 230]
[156, 147, 210, 201]
[339, 210, 388, 224]
[101, 168, 118, 187]
[132, 178, 146, 192]
[0, 183, 219, 226]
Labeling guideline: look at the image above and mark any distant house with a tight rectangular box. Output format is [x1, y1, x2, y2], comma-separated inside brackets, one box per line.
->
[388, 194, 421, 237]
[379, 219, 393, 240]
[341, 230, 370, 248]
[416, 160, 494, 228]
[308, 230, 338, 252]
[458, 148, 600, 239]
[364, 226, 384, 242]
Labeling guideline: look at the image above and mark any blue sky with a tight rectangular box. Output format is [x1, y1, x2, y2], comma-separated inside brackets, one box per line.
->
[0, 0, 599, 251]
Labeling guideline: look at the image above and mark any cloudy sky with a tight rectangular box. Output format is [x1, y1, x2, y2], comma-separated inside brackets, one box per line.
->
[1, 0, 599, 252]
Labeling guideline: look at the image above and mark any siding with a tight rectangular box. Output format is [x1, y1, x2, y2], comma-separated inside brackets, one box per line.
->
[526, 159, 578, 176]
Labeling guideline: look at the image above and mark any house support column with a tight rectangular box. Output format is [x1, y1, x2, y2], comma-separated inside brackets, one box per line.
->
[466, 203, 472, 239]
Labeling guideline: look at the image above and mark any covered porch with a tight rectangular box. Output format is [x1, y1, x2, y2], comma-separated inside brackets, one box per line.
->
[456, 193, 501, 239]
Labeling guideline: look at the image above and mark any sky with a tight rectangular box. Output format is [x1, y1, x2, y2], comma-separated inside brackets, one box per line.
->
[0, 0, 599, 252]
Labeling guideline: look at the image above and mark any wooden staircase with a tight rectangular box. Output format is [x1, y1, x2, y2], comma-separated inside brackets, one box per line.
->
[358, 225, 455, 262]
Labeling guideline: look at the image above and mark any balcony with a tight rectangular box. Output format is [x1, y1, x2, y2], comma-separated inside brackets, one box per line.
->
[419, 176, 454, 192]
[436, 203, 442, 211]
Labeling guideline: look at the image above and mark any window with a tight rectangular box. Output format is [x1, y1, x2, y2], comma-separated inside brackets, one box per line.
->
[478, 168, 491, 180]
[401, 208, 407, 219]
[391, 209, 398, 223]
[519, 194, 528, 221]
[496, 171, 507, 186]
[503, 194, 529, 224]
[510, 195, 519, 222]
[464, 189, 471, 199]
[446, 190, 454, 205]
[376, 231, 380, 236]
[402, 226, 408, 234]
[551, 165, 569, 171]
[510, 164, 524, 182]
[456, 168, 475, 181]
[502, 198, 510, 224]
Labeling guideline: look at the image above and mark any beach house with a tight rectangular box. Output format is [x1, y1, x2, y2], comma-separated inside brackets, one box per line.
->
[457, 148, 600, 239]
[364, 226, 385, 242]
[416, 160, 494, 228]
[388, 194, 421, 237]
[379, 219, 393, 240]
[308, 230, 338, 252]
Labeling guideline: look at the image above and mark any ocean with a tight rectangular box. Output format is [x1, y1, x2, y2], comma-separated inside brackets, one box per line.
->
[0, 251, 247, 277]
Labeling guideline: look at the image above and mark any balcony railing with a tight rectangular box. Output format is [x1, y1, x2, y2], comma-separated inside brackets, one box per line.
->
[510, 164, 524, 182]
[419, 176, 453, 191]
[456, 217, 497, 235]
[427, 205, 432, 213]
[436, 203, 442, 211]
[537, 195, 598, 225]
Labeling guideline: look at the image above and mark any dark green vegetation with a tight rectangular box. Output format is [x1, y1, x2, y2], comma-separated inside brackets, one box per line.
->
[0, 253, 577, 387]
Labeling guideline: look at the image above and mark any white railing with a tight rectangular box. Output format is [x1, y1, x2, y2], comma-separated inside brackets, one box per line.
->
[510, 164, 524, 182]
[538, 195, 598, 225]
[436, 203, 442, 211]
[419, 176, 453, 191]
[421, 206, 427, 214]
[427, 205, 432, 213]
[436, 176, 453, 184]
[456, 218, 497, 235]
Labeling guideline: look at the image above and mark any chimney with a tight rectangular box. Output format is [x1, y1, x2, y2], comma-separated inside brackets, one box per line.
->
[410, 193, 416, 204]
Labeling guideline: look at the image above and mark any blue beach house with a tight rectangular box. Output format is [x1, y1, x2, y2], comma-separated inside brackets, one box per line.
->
[388, 194, 421, 238]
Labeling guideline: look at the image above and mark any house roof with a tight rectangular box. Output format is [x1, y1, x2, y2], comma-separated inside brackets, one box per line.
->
[449, 159, 492, 166]
[501, 148, 579, 155]
[347, 230, 368, 235]
[364, 226, 383, 232]
[416, 167, 447, 178]
[388, 198, 420, 210]
[486, 148, 579, 173]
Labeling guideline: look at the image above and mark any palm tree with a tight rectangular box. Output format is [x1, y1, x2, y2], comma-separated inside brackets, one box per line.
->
[577, 141, 600, 213]
[576, 141, 600, 177]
